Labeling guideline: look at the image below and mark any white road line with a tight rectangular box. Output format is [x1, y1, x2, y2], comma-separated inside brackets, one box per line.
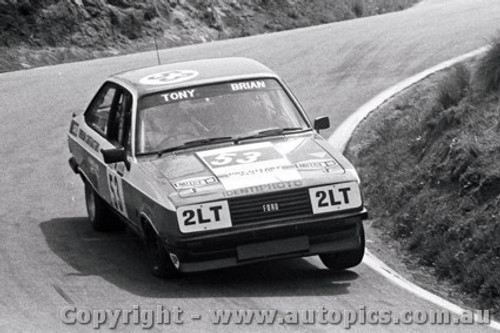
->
[328, 45, 500, 331]
[328, 46, 489, 153]
[364, 250, 500, 330]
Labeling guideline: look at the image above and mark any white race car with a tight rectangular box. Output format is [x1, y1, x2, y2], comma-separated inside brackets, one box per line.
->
[67, 57, 368, 278]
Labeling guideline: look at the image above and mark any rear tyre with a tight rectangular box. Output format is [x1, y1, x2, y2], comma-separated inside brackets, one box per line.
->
[84, 182, 124, 232]
[143, 224, 179, 279]
[320, 223, 365, 271]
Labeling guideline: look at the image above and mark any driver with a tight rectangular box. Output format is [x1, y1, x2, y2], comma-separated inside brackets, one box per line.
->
[142, 105, 200, 151]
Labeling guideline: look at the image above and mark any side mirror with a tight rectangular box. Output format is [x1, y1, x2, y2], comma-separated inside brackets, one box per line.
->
[102, 148, 130, 170]
[314, 116, 330, 131]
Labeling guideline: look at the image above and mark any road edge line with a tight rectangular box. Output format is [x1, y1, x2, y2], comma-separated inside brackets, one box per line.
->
[328, 46, 500, 331]
[328, 46, 488, 152]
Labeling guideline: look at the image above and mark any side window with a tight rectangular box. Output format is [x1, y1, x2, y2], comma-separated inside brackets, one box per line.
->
[108, 89, 133, 150]
[85, 84, 117, 136]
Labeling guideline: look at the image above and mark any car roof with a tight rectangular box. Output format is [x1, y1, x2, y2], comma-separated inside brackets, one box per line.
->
[111, 57, 278, 95]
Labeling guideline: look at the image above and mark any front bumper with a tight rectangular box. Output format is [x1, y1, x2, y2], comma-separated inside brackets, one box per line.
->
[163, 209, 367, 272]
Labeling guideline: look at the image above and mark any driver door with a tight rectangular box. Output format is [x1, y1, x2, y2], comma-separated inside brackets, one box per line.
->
[104, 86, 133, 221]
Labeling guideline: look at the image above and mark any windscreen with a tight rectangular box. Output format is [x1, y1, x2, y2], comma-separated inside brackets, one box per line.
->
[136, 79, 309, 155]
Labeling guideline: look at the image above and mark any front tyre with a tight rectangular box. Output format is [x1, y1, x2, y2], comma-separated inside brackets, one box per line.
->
[84, 182, 124, 232]
[320, 223, 365, 271]
[143, 224, 179, 279]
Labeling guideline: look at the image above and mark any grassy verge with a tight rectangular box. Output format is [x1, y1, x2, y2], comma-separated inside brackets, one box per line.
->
[346, 37, 500, 315]
[0, 0, 419, 72]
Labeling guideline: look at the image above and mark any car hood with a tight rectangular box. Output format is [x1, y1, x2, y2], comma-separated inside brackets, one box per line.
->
[139, 134, 357, 205]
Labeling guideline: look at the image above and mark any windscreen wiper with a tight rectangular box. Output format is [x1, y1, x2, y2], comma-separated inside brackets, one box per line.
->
[182, 136, 234, 146]
[234, 127, 307, 144]
[157, 136, 233, 157]
[157, 129, 306, 156]
[157, 145, 188, 157]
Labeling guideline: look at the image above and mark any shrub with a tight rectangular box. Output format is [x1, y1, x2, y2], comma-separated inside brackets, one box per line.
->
[476, 35, 500, 93]
[352, 1, 365, 17]
[436, 63, 470, 110]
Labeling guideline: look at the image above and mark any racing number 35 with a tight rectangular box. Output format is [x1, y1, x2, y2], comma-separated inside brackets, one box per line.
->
[309, 182, 362, 214]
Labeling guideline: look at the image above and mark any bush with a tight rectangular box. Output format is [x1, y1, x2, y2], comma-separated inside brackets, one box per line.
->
[476, 36, 500, 93]
[436, 63, 470, 110]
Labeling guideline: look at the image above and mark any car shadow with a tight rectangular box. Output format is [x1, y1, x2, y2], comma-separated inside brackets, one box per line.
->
[40, 217, 359, 298]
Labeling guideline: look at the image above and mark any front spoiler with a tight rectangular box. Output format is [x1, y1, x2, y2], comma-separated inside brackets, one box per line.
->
[164, 209, 367, 273]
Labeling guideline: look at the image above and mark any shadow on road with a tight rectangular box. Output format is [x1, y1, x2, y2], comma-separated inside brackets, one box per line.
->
[40, 217, 359, 298]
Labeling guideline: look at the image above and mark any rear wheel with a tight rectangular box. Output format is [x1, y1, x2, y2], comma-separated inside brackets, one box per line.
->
[84, 182, 124, 232]
[143, 223, 179, 279]
[320, 223, 365, 271]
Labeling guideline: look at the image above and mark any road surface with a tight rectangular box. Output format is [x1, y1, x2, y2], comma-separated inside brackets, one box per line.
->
[1, 0, 499, 331]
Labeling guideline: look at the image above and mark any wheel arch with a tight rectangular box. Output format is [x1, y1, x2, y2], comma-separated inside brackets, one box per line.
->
[77, 167, 99, 194]
[139, 212, 159, 240]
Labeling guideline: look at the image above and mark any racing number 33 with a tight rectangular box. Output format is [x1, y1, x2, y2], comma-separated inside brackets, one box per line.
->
[209, 151, 262, 166]
[309, 182, 362, 214]
[106, 169, 128, 218]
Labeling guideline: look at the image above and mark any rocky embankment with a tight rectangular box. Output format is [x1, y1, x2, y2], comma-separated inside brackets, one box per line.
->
[0, 0, 419, 71]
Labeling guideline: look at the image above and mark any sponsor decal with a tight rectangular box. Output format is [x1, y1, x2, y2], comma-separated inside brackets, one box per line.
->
[223, 165, 282, 177]
[160, 89, 195, 103]
[223, 180, 304, 197]
[295, 159, 338, 170]
[176, 201, 232, 233]
[172, 176, 218, 190]
[78, 129, 100, 152]
[139, 70, 199, 85]
[69, 120, 79, 137]
[309, 182, 362, 214]
[197, 142, 302, 191]
[230, 80, 266, 91]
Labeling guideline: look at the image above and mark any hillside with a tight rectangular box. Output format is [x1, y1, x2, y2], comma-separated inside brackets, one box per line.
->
[0, 0, 419, 72]
[346, 38, 500, 315]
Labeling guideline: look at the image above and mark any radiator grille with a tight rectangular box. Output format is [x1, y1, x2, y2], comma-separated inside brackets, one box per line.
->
[228, 189, 312, 225]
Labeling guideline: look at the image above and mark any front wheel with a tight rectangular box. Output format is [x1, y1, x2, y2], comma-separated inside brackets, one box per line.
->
[320, 223, 365, 271]
[143, 224, 179, 279]
[84, 182, 124, 232]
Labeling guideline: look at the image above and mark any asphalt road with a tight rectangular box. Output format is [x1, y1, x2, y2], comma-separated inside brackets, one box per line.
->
[1, 0, 500, 332]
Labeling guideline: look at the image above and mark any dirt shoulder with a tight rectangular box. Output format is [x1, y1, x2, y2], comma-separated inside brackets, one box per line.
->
[346, 51, 500, 319]
[364, 220, 481, 312]
[0, 0, 419, 72]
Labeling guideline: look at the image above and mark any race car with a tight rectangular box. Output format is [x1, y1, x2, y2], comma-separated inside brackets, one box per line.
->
[67, 57, 368, 278]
